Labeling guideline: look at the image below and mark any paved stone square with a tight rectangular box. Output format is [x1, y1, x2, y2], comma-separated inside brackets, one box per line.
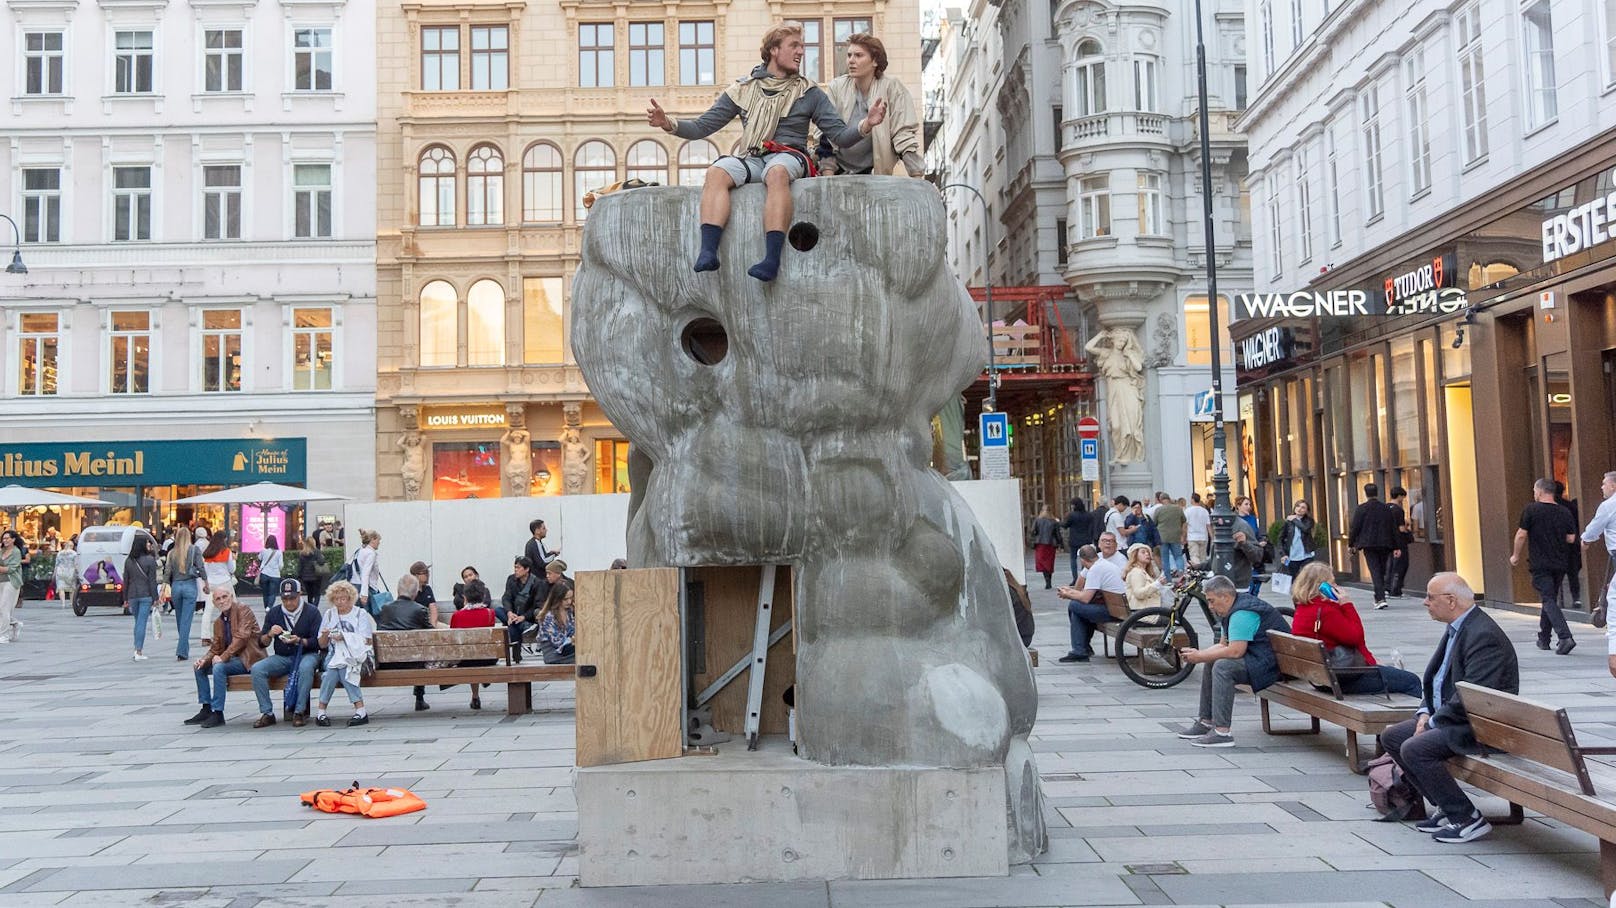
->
[0, 578, 1612, 907]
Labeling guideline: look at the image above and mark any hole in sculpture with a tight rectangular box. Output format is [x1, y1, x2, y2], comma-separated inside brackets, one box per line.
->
[788, 221, 819, 252]
[680, 316, 729, 366]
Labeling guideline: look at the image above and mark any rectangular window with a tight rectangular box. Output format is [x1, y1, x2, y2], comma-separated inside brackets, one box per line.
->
[293, 163, 333, 239]
[22, 168, 61, 243]
[25, 31, 64, 95]
[18, 313, 59, 396]
[204, 29, 243, 92]
[112, 166, 152, 242]
[1359, 85, 1384, 220]
[1077, 175, 1110, 238]
[1389, 336, 1420, 467]
[629, 22, 664, 87]
[1606, 0, 1616, 87]
[421, 26, 459, 91]
[1055, 218, 1068, 265]
[1290, 0, 1303, 47]
[1266, 176, 1283, 277]
[1184, 296, 1232, 367]
[294, 27, 333, 91]
[1234, 65, 1248, 109]
[1052, 104, 1064, 146]
[679, 20, 715, 86]
[1457, 2, 1488, 163]
[1325, 122, 1342, 245]
[470, 25, 507, 90]
[1132, 57, 1157, 111]
[1260, 1, 1275, 73]
[801, 20, 823, 82]
[1404, 52, 1431, 195]
[108, 311, 151, 394]
[201, 309, 242, 392]
[291, 307, 333, 391]
[523, 277, 565, 364]
[596, 438, 631, 494]
[833, 18, 872, 77]
[1522, 1, 1557, 129]
[579, 23, 614, 88]
[1137, 172, 1164, 235]
[114, 31, 154, 94]
[202, 165, 242, 240]
[1076, 59, 1106, 116]
[1295, 147, 1313, 263]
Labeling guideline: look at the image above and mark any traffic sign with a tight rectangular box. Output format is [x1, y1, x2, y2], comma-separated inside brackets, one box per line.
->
[978, 412, 1011, 480]
[979, 412, 1010, 448]
[1079, 437, 1099, 482]
[1077, 416, 1101, 439]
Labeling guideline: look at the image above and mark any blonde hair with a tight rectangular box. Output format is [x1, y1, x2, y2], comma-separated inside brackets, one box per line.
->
[1291, 560, 1335, 604]
[360, 528, 380, 546]
[760, 24, 803, 64]
[1124, 543, 1159, 579]
[171, 527, 193, 574]
[324, 579, 359, 604]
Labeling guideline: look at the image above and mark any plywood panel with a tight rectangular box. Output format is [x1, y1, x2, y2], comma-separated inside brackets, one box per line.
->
[575, 568, 683, 767]
[687, 565, 794, 735]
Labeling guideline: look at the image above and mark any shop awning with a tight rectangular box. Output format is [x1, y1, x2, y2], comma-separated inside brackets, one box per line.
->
[171, 482, 349, 507]
[0, 485, 114, 509]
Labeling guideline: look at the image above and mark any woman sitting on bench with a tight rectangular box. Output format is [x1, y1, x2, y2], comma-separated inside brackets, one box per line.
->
[1290, 562, 1422, 698]
[534, 582, 576, 665]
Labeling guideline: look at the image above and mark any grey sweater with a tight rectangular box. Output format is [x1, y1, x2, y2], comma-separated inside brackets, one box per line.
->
[123, 553, 159, 601]
[673, 65, 864, 151]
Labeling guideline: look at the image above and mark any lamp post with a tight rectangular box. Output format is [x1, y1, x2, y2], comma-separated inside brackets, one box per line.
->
[1192, 0, 1235, 578]
[0, 215, 26, 274]
[940, 182, 997, 412]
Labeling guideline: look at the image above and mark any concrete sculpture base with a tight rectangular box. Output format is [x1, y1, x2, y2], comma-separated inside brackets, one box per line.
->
[577, 738, 1008, 886]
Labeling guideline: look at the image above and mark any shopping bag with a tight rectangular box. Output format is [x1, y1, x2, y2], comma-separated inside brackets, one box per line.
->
[1269, 572, 1293, 598]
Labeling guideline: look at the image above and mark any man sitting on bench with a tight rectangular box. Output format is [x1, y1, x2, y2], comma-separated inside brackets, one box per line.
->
[1055, 545, 1125, 664]
[1176, 575, 1290, 748]
[1380, 571, 1519, 844]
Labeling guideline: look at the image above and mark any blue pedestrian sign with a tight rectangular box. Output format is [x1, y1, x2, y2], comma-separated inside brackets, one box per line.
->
[1080, 438, 1098, 459]
[1080, 437, 1099, 481]
[979, 412, 1009, 448]
[978, 412, 1011, 480]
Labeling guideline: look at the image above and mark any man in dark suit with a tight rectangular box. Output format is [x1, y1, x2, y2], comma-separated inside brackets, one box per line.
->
[1348, 482, 1402, 610]
[1380, 572, 1520, 844]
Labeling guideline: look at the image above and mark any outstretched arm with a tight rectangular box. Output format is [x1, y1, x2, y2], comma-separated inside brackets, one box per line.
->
[650, 94, 742, 140]
[811, 89, 884, 147]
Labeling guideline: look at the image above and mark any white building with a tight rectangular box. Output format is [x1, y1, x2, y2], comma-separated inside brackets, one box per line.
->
[0, 0, 377, 540]
[931, 0, 1250, 505]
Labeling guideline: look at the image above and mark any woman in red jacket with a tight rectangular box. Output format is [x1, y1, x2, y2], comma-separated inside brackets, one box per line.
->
[1290, 561, 1422, 697]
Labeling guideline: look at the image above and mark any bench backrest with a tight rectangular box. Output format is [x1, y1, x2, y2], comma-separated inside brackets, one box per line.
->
[1266, 631, 1341, 698]
[374, 627, 506, 666]
[1455, 681, 1595, 796]
[1102, 591, 1130, 621]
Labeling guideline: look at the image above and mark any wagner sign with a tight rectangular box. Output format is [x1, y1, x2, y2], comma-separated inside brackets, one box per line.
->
[421, 405, 508, 431]
[1235, 251, 1468, 319]
[0, 439, 307, 487]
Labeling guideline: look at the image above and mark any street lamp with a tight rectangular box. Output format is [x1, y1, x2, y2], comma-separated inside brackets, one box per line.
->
[1192, 0, 1236, 578]
[940, 182, 997, 412]
[0, 214, 26, 274]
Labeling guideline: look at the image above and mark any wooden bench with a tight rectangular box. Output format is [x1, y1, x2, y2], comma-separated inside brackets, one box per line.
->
[1448, 681, 1616, 896]
[1252, 631, 1420, 773]
[227, 627, 574, 716]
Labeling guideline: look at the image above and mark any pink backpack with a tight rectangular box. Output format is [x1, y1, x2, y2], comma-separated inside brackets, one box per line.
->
[1366, 753, 1425, 821]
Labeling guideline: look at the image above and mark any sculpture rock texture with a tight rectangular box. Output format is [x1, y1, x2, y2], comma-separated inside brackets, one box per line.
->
[572, 177, 1046, 864]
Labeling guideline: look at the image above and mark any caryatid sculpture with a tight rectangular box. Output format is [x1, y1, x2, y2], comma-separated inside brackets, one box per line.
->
[1085, 325, 1148, 464]
[570, 176, 1046, 863]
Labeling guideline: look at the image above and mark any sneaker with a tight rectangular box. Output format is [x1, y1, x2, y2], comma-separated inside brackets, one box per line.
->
[1431, 812, 1492, 843]
[132, 652, 148, 661]
[1556, 638, 1577, 656]
[1189, 731, 1236, 748]
[1414, 812, 1448, 834]
[1536, 635, 1551, 651]
[199, 711, 225, 729]
[183, 706, 213, 725]
[1177, 720, 1214, 739]
[1057, 653, 1091, 664]
[347, 714, 369, 727]
[1374, 601, 1389, 610]
[253, 714, 277, 729]
[315, 714, 331, 727]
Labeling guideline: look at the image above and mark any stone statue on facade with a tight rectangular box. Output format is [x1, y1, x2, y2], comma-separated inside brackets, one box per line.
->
[1145, 311, 1178, 368]
[562, 427, 591, 495]
[397, 431, 425, 501]
[1085, 325, 1147, 464]
[502, 426, 533, 497]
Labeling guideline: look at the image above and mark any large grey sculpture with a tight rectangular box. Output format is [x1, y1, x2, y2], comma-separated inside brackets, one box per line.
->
[571, 176, 1046, 864]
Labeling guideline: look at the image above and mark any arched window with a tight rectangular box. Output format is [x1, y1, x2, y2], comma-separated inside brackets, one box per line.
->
[466, 279, 505, 366]
[466, 144, 504, 226]
[573, 140, 616, 218]
[677, 139, 718, 186]
[419, 280, 457, 367]
[522, 142, 563, 222]
[418, 146, 456, 226]
[1074, 39, 1106, 117]
[625, 140, 668, 184]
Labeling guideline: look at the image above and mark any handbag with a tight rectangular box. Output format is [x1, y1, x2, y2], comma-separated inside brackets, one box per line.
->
[1313, 609, 1367, 669]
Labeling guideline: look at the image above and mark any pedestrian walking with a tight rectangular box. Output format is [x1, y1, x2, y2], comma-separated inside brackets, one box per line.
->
[1185, 493, 1212, 566]
[1063, 499, 1094, 584]
[1153, 493, 1187, 575]
[123, 533, 159, 661]
[1030, 506, 1062, 589]
[1348, 483, 1401, 609]
[0, 530, 23, 643]
[296, 536, 324, 608]
[1555, 481, 1583, 608]
[1387, 487, 1413, 598]
[1279, 500, 1318, 578]
[1579, 471, 1616, 634]
[53, 537, 78, 613]
[257, 535, 284, 611]
[163, 526, 204, 661]
[1512, 478, 1578, 654]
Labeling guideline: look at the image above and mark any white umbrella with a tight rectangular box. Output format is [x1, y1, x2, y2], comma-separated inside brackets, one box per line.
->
[172, 482, 350, 552]
[0, 485, 114, 508]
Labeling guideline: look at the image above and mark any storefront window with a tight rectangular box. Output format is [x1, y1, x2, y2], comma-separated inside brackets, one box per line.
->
[1441, 319, 1471, 380]
[1326, 363, 1348, 466]
[1348, 353, 1374, 470]
[1287, 376, 1313, 473]
[595, 438, 630, 493]
[1421, 338, 1441, 462]
[1184, 295, 1233, 366]
[1389, 337, 1420, 468]
[1545, 351, 1572, 486]
[529, 440, 562, 496]
[522, 277, 565, 364]
[432, 442, 501, 499]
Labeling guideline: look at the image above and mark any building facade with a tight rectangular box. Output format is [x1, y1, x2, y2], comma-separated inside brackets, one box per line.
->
[374, 0, 920, 502]
[1236, 0, 1616, 606]
[0, 0, 377, 539]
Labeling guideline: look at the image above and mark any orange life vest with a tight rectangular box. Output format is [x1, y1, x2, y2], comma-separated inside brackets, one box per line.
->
[301, 782, 427, 818]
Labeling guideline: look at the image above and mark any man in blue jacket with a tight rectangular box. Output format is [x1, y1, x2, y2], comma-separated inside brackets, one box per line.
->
[1176, 575, 1290, 748]
[251, 579, 322, 728]
[644, 23, 886, 281]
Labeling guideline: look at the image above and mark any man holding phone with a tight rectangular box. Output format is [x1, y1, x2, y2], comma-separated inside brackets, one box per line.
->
[250, 579, 322, 728]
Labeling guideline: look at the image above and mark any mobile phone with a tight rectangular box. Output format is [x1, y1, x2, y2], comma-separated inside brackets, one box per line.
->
[1320, 582, 1339, 601]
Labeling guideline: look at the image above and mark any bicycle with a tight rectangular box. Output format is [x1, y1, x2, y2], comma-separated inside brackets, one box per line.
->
[1113, 567, 1296, 689]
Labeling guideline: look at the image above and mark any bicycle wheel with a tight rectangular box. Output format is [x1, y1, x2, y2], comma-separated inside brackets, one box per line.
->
[1115, 607, 1200, 689]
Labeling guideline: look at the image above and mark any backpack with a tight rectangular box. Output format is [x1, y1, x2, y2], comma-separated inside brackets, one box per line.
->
[332, 557, 361, 584]
[1366, 753, 1426, 821]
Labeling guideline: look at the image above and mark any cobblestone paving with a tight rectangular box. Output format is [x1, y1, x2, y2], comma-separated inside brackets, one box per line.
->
[0, 576, 1610, 907]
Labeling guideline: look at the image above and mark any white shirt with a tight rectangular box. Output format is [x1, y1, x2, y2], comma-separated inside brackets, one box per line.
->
[320, 607, 376, 670]
[1104, 508, 1128, 537]
[1185, 505, 1212, 541]
[1105, 552, 1128, 572]
[1583, 493, 1616, 552]
[1077, 558, 1127, 595]
[259, 549, 283, 579]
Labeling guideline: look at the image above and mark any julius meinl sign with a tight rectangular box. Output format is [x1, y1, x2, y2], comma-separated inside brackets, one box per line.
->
[1235, 252, 1468, 320]
[0, 439, 307, 486]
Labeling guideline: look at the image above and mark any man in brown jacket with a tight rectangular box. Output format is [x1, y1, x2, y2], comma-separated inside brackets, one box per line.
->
[185, 587, 266, 729]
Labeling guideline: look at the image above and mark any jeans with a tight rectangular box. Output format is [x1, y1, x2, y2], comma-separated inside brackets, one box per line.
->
[252, 652, 319, 715]
[1388, 548, 1410, 597]
[171, 579, 199, 660]
[1360, 547, 1393, 603]
[1337, 665, 1424, 698]
[1160, 543, 1186, 575]
[1381, 718, 1475, 821]
[193, 657, 249, 712]
[259, 575, 279, 611]
[1066, 599, 1116, 657]
[0, 583, 17, 642]
[1531, 569, 1573, 642]
[1197, 657, 1250, 729]
[1069, 548, 1082, 585]
[319, 663, 364, 708]
[130, 597, 153, 651]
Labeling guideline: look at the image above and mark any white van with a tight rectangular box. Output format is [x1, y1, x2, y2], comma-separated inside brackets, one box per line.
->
[73, 525, 158, 616]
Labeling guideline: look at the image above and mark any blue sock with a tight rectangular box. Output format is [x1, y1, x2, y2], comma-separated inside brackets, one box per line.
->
[694, 223, 723, 272]
[747, 231, 786, 282]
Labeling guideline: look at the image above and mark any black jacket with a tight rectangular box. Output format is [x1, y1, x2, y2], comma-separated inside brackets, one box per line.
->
[1063, 508, 1096, 550]
[502, 572, 546, 617]
[262, 603, 322, 657]
[1278, 516, 1317, 556]
[1421, 607, 1520, 754]
[1348, 498, 1400, 550]
[378, 598, 432, 631]
[1224, 536, 1266, 589]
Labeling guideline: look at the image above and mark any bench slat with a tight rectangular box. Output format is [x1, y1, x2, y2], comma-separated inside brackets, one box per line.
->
[1456, 681, 1594, 795]
[1267, 631, 1339, 694]
[1458, 682, 1579, 740]
[1450, 755, 1616, 835]
[1257, 682, 1418, 732]
[372, 642, 507, 663]
[1101, 591, 1130, 622]
[1469, 715, 1586, 779]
